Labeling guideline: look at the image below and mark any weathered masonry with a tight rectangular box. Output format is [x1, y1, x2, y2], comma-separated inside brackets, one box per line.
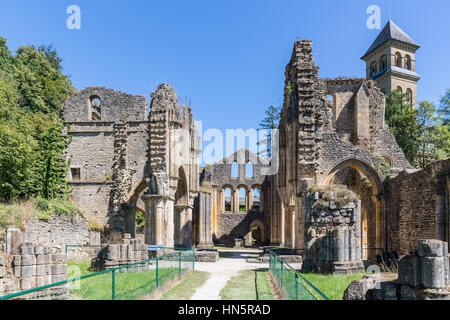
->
[63, 84, 211, 249]
[62, 21, 449, 272]
[199, 149, 269, 246]
[264, 32, 449, 272]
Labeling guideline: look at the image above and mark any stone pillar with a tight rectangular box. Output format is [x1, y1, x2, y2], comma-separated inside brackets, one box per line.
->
[197, 193, 214, 250]
[280, 203, 286, 246]
[143, 194, 166, 245]
[125, 204, 137, 239]
[6, 228, 23, 255]
[372, 195, 383, 255]
[186, 206, 193, 248]
[418, 239, 448, 289]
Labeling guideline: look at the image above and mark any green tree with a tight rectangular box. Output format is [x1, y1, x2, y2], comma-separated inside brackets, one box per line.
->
[0, 104, 41, 201]
[39, 121, 72, 199]
[435, 89, 450, 159]
[438, 89, 449, 126]
[415, 101, 440, 168]
[258, 105, 281, 158]
[0, 34, 75, 202]
[385, 90, 419, 164]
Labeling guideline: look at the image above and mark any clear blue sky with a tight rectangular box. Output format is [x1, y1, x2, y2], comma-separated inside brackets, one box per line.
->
[0, 0, 449, 157]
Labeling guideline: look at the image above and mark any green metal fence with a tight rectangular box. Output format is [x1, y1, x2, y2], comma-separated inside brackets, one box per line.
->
[0, 249, 195, 301]
[269, 249, 329, 300]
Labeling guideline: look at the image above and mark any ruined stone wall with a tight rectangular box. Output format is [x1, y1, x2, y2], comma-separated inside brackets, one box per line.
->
[344, 240, 450, 300]
[214, 212, 265, 245]
[24, 214, 89, 254]
[0, 243, 68, 300]
[91, 236, 148, 271]
[63, 87, 150, 232]
[302, 190, 364, 275]
[385, 159, 450, 255]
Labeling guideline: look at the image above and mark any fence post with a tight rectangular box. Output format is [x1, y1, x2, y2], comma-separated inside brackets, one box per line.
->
[156, 257, 159, 288]
[295, 272, 299, 300]
[179, 252, 182, 279]
[112, 270, 116, 300]
[280, 260, 283, 288]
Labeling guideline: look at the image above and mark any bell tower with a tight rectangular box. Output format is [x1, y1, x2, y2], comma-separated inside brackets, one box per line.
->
[361, 20, 420, 106]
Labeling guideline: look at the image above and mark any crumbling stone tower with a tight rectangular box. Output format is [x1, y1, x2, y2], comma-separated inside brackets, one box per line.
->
[266, 39, 413, 270]
[63, 84, 210, 249]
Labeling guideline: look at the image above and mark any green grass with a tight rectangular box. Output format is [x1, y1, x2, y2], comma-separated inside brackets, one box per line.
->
[67, 260, 92, 277]
[66, 260, 190, 300]
[220, 270, 274, 300]
[302, 273, 365, 300]
[161, 271, 210, 300]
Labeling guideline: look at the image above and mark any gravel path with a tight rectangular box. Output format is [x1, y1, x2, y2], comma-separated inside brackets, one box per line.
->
[190, 248, 267, 300]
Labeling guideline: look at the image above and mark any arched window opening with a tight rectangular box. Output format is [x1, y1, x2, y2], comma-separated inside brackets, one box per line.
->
[90, 96, 101, 120]
[370, 61, 377, 78]
[396, 86, 403, 94]
[405, 55, 412, 70]
[238, 187, 246, 212]
[326, 94, 335, 127]
[245, 162, 253, 178]
[380, 55, 387, 71]
[231, 161, 239, 178]
[224, 188, 232, 212]
[251, 187, 261, 212]
[395, 52, 402, 68]
[405, 89, 413, 105]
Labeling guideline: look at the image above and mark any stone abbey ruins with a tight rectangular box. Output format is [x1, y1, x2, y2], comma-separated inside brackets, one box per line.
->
[39, 21, 443, 274]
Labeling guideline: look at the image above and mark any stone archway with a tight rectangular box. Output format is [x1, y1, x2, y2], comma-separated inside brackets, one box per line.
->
[321, 157, 384, 260]
[126, 180, 149, 238]
[246, 219, 265, 246]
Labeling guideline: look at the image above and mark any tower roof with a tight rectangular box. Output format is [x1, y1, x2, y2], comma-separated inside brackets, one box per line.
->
[362, 20, 419, 59]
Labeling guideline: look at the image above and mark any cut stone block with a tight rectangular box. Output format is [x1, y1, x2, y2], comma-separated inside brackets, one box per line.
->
[35, 276, 45, 287]
[36, 255, 46, 265]
[52, 254, 66, 264]
[52, 274, 66, 283]
[418, 240, 447, 257]
[34, 246, 45, 255]
[21, 255, 36, 266]
[51, 264, 67, 275]
[21, 265, 36, 278]
[400, 285, 416, 300]
[0, 266, 6, 278]
[421, 256, 445, 289]
[36, 264, 45, 276]
[398, 255, 420, 286]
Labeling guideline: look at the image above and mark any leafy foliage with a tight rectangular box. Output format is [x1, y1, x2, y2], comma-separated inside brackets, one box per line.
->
[385, 90, 419, 164]
[258, 105, 281, 158]
[0, 34, 76, 202]
[385, 89, 449, 168]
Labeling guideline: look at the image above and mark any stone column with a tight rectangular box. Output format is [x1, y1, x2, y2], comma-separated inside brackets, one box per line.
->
[196, 193, 214, 250]
[372, 195, 383, 254]
[143, 194, 166, 245]
[125, 204, 137, 239]
[280, 203, 286, 246]
[186, 206, 193, 248]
